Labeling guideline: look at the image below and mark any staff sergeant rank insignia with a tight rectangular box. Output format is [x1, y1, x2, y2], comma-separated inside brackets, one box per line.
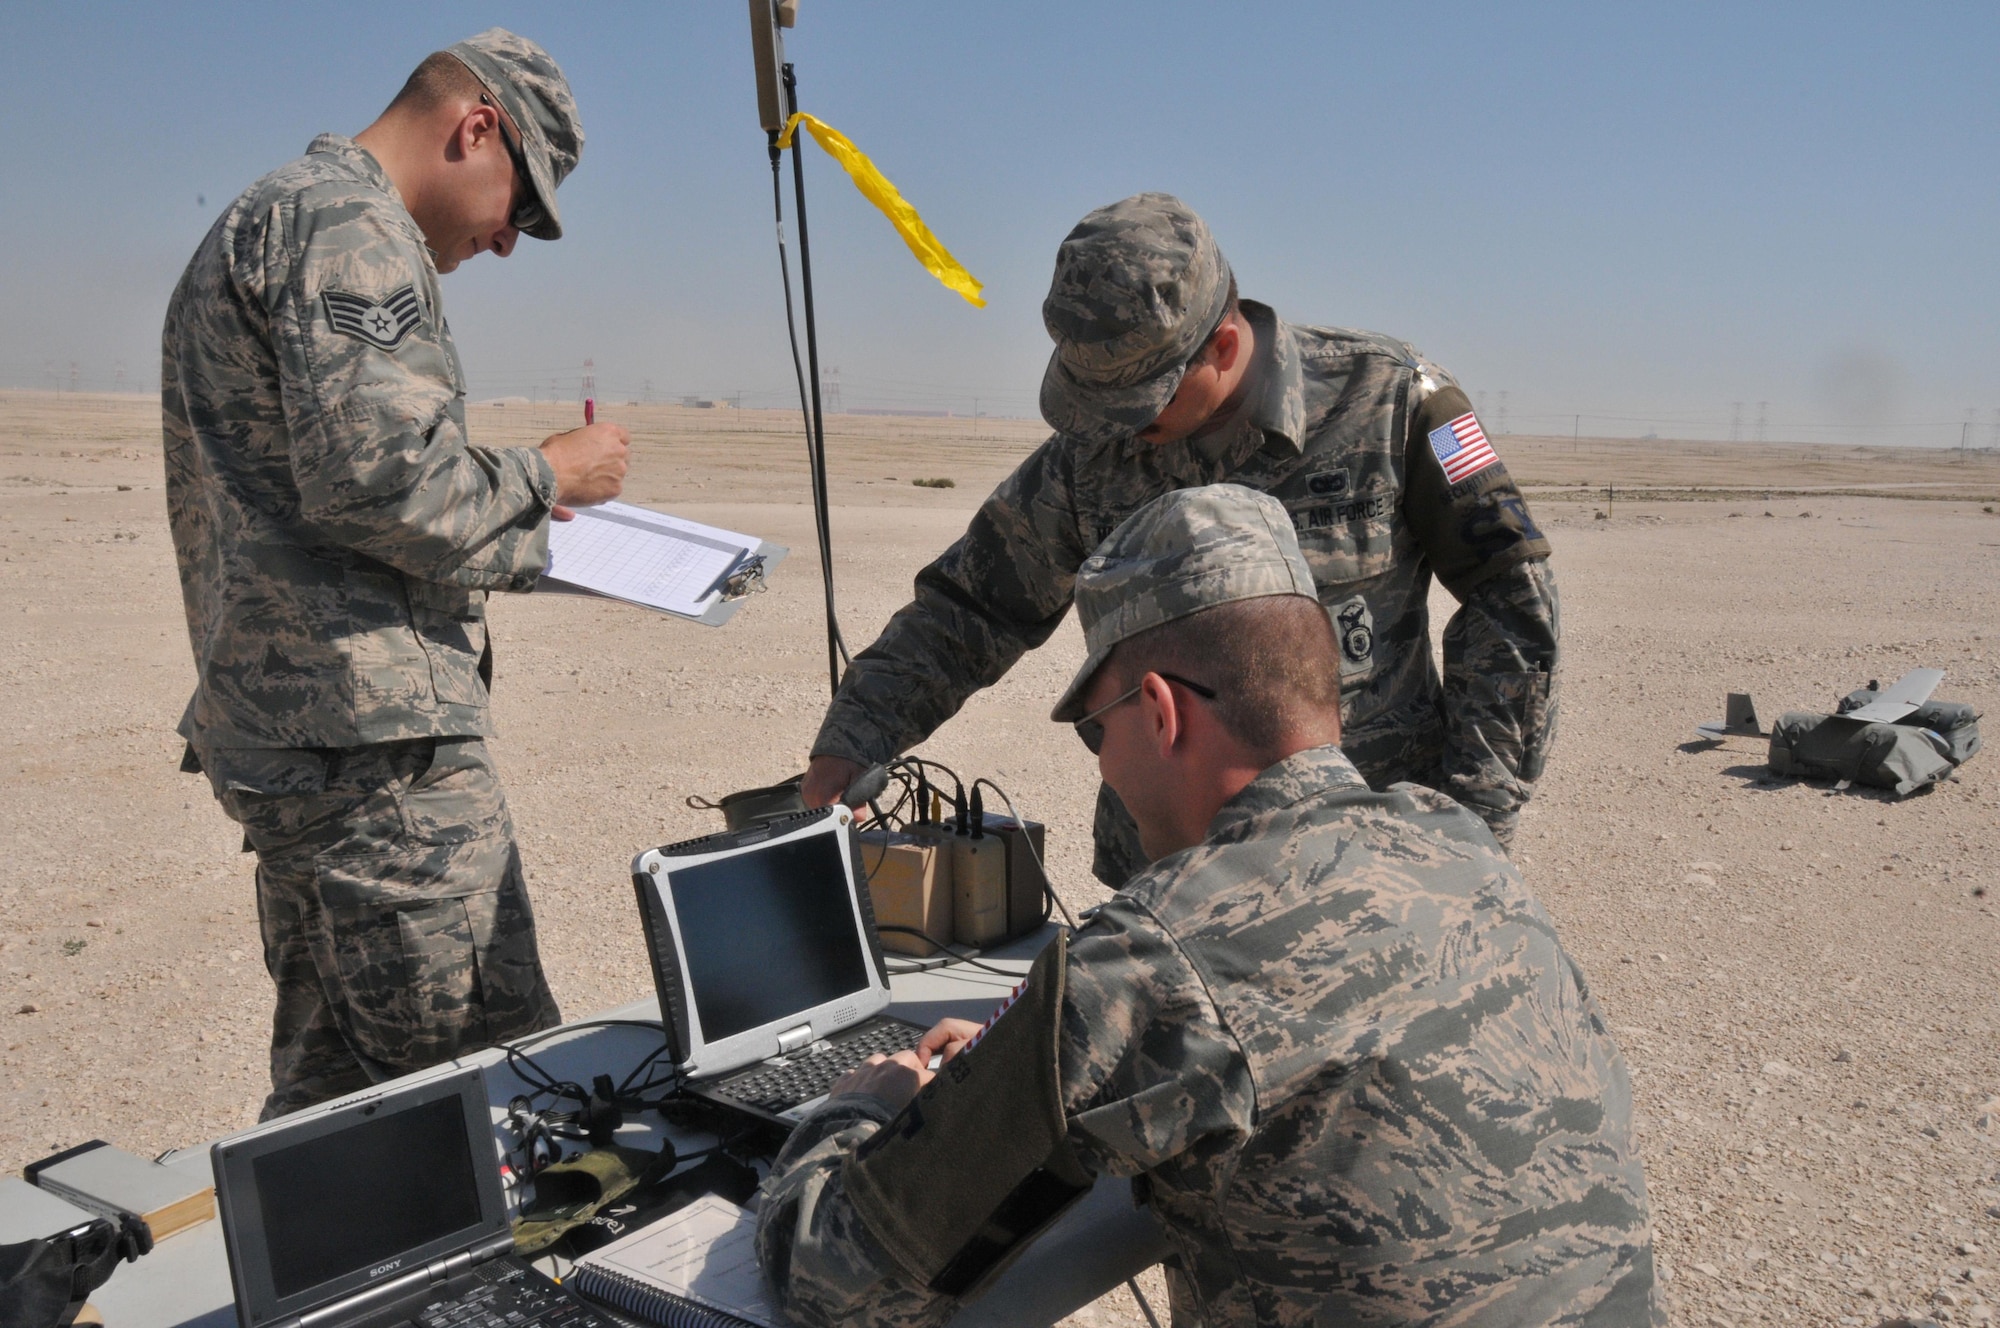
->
[323, 285, 423, 350]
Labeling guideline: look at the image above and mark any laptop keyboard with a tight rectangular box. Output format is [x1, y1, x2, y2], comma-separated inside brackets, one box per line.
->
[415, 1264, 605, 1328]
[712, 1019, 925, 1114]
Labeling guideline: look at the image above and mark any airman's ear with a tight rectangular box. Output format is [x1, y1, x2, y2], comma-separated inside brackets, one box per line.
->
[1206, 317, 1243, 373]
[448, 101, 501, 161]
[1139, 672, 1183, 758]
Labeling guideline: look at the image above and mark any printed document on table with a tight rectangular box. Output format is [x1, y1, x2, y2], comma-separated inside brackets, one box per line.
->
[570, 1195, 784, 1328]
[542, 501, 771, 621]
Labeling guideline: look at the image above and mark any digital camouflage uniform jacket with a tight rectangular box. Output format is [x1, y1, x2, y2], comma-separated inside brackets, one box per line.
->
[163, 134, 557, 760]
[812, 303, 1558, 843]
[758, 745, 1660, 1328]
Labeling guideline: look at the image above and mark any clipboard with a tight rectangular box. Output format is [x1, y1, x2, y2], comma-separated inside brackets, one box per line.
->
[536, 501, 789, 628]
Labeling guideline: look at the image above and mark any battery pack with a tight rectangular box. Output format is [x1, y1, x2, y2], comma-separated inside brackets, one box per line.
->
[980, 814, 1049, 938]
[950, 832, 1011, 947]
[857, 829, 954, 956]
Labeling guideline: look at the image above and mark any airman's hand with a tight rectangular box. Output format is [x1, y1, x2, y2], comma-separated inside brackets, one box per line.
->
[541, 421, 630, 520]
[916, 1018, 983, 1067]
[831, 1049, 931, 1112]
[802, 755, 864, 808]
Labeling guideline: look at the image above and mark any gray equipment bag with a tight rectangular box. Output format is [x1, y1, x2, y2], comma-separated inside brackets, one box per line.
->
[1769, 712, 1955, 796]
[1837, 689, 1983, 765]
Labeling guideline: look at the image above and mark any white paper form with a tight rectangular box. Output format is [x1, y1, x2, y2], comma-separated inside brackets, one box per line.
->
[576, 1195, 784, 1327]
[543, 501, 764, 619]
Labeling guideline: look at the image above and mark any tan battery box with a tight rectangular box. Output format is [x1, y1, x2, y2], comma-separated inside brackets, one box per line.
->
[950, 832, 1011, 947]
[857, 828, 953, 956]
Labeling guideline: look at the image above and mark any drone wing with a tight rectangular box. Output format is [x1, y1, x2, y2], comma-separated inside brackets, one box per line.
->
[1842, 668, 1944, 723]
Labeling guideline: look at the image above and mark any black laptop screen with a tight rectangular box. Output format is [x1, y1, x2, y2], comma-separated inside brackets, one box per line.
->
[669, 830, 870, 1043]
[252, 1094, 482, 1300]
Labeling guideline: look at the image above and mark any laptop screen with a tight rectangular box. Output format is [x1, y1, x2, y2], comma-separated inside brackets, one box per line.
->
[251, 1092, 483, 1300]
[214, 1065, 511, 1328]
[668, 830, 872, 1042]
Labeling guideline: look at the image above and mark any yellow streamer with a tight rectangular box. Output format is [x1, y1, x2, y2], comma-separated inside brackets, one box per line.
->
[777, 112, 985, 308]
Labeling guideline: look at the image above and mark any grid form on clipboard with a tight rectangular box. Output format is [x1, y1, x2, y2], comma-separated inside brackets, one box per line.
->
[544, 501, 764, 620]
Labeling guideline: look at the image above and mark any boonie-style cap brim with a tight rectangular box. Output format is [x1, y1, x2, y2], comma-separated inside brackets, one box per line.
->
[1050, 637, 1123, 725]
[1039, 350, 1186, 449]
[448, 46, 564, 241]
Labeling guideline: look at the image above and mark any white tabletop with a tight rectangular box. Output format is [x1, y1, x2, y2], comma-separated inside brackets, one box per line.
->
[89, 927, 1168, 1328]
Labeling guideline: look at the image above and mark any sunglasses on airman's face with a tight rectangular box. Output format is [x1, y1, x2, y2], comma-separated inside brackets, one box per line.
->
[481, 93, 546, 234]
[1072, 672, 1218, 755]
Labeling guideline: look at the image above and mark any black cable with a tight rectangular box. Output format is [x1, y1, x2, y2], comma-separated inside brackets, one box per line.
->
[766, 135, 847, 695]
[974, 776, 1077, 929]
[488, 1019, 686, 1116]
[874, 925, 1026, 976]
[1128, 1279, 1165, 1328]
[891, 755, 966, 826]
[776, 62, 850, 697]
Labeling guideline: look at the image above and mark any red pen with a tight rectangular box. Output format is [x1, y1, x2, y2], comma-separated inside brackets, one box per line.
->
[584, 397, 595, 427]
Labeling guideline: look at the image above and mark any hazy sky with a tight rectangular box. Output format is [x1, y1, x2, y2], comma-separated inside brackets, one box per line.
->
[2, 2, 1994, 445]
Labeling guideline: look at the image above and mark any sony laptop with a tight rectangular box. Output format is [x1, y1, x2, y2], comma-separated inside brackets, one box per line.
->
[211, 1066, 609, 1328]
[631, 805, 925, 1128]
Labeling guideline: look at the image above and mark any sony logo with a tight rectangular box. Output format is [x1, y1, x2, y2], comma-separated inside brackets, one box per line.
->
[368, 1259, 403, 1279]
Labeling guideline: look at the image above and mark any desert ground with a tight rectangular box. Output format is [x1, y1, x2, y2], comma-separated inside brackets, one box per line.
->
[3, 391, 1998, 1327]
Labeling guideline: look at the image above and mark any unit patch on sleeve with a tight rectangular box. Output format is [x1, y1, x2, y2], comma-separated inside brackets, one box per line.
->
[323, 285, 424, 350]
[1329, 594, 1375, 677]
[1427, 411, 1499, 484]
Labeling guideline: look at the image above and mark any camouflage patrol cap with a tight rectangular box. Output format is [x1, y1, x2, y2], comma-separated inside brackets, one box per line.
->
[446, 28, 582, 241]
[1051, 484, 1315, 722]
[1039, 193, 1233, 447]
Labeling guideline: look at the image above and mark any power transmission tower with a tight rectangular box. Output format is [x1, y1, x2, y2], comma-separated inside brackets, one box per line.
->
[69, 361, 79, 395]
[643, 376, 653, 403]
[1730, 401, 1742, 444]
[1496, 390, 1510, 436]
[1755, 401, 1768, 444]
[822, 366, 842, 414]
[114, 361, 127, 393]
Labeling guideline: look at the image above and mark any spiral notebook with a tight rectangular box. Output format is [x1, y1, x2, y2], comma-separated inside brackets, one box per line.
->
[568, 1195, 785, 1328]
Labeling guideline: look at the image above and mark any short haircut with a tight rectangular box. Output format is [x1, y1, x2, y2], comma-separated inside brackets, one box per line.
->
[388, 51, 488, 115]
[1102, 592, 1341, 759]
[1190, 275, 1243, 367]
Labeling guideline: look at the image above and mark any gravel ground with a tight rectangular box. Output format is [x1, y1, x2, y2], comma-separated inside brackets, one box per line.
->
[2, 395, 1996, 1327]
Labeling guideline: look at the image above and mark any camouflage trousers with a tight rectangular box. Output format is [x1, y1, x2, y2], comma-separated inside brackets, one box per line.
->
[208, 737, 561, 1119]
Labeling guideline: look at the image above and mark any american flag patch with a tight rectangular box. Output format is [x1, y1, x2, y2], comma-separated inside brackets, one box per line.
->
[1427, 412, 1499, 484]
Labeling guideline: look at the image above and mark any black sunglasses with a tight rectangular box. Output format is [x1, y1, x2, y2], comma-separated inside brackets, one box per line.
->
[481, 93, 546, 233]
[1072, 672, 1218, 755]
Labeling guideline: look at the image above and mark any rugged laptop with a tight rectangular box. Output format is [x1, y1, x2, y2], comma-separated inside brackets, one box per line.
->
[632, 805, 925, 1127]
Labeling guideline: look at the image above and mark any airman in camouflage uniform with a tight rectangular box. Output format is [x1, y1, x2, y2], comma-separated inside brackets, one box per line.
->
[804, 194, 1558, 881]
[758, 486, 1657, 1328]
[163, 30, 628, 1117]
